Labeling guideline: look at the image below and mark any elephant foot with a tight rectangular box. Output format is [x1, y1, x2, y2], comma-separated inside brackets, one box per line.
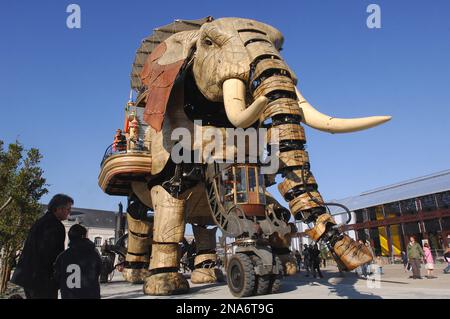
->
[143, 272, 189, 295]
[191, 268, 224, 284]
[278, 254, 297, 276]
[122, 268, 151, 284]
[331, 234, 373, 271]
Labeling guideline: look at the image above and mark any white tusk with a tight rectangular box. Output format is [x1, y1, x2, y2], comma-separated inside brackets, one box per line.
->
[295, 88, 391, 133]
[223, 79, 268, 128]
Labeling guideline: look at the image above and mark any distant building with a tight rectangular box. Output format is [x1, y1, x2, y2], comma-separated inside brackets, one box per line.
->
[63, 207, 117, 250]
[293, 169, 450, 257]
[40, 205, 117, 250]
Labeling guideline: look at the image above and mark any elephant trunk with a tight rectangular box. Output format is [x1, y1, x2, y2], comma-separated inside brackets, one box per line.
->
[246, 41, 374, 270]
[248, 54, 321, 220]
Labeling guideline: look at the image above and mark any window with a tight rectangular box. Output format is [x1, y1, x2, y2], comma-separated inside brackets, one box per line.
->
[355, 209, 365, 223]
[400, 198, 417, 215]
[366, 207, 378, 221]
[258, 171, 266, 204]
[108, 237, 115, 245]
[94, 236, 102, 247]
[235, 166, 247, 203]
[374, 205, 384, 220]
[436, 191, 450, 208]
[369, 228, 382, 256]
[357, 229, 367, 241]
[423, 219, 441, 233]
[220, 168, 235, 211]
[418, 194, 437, 211]
[441, 218, 450, 231]
[383, 202, 401, 217]
[403, 222, 420, 235]
[248, 167, 256, 192]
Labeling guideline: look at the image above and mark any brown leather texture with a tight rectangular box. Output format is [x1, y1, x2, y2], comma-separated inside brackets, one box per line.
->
[140, 42, 185, 132]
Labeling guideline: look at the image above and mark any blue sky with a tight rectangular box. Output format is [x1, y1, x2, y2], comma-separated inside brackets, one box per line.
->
[1, 0, 449, 216]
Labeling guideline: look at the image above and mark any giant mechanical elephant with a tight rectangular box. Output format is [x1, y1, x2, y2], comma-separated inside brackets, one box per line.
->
[100, 17, 391, 297]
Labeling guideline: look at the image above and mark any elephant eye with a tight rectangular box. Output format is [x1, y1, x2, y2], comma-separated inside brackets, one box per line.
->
[203, 38, 213, 46]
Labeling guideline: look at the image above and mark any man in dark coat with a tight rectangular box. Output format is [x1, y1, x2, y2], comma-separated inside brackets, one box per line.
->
[294, 250, 302, 270]
[311, 244, 324, 278]
[11, 194, 73, 298]
[54, 224, 102, 299]
[302, 244, 311, 277]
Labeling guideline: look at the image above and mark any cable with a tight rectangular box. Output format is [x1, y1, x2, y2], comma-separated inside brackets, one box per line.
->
[300, 166, 352, 225]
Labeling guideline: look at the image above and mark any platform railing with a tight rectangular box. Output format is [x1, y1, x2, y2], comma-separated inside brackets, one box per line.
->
[100, 139, 150, 167]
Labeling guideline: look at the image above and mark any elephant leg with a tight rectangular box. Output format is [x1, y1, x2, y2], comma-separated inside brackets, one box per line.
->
[190, 225, 224, 284]
[122, 196, 152, 283]
[249, 54, 372, 271]
[143, 185, 189, 295]
[265, 192, 298, 276]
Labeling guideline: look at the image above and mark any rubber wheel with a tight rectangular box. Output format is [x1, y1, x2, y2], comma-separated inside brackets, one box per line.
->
[227, 253, 255, 297]
[269, 274, 282, 294]
[250, 255, 271, 295]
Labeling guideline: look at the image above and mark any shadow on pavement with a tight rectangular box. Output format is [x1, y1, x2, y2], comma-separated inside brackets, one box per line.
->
[283, 269, 383, 299]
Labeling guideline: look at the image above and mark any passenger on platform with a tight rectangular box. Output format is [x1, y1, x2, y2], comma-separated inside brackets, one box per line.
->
[112, 129, 127, 152]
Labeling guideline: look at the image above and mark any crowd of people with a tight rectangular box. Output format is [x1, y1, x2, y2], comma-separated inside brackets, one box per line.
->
[293, 236, 450, 281]
[294, 244, 326, 279]
[403, 235, 450, 280]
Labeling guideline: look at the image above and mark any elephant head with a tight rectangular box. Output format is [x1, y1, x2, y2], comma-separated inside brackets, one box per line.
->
[138, 17, 390, 133]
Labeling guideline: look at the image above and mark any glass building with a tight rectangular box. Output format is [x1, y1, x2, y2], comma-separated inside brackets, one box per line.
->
[293, 170, 450, 257]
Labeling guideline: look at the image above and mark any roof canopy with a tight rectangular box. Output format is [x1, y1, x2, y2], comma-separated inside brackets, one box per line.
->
[328, 169, 450, 214]
[130, 17, 213, 93]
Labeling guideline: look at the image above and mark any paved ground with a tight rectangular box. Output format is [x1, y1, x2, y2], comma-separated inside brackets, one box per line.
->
[100, 263, 450, 299]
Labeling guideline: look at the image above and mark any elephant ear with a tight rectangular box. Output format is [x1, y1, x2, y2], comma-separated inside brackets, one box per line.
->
[130, 17, 212, 132]
[140, 31, 199, 131]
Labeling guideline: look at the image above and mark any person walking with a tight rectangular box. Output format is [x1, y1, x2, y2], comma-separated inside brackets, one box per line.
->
[422, 243, 435, 279]
[302, 244, 311, 277]
[365, 241, 375, 275]
[407, 236, 424, 279]
[54, 224, 102, 299]
[401, 251, 409, 272]
[443, 248, 450, 274]
[320, 247, 328, 268]
[294, 250, 302, 271]
[11, 194, 73, 298]
[311, 244, 324, 279]
[357, 240, 368, 277]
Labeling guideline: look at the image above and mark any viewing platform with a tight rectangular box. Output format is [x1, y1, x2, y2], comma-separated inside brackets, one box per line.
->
[98, 142, 151, 196]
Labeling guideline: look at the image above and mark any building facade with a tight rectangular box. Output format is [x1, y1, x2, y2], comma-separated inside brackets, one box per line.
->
[62, 207, 116, 250]
[293, 170, 450, 257]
